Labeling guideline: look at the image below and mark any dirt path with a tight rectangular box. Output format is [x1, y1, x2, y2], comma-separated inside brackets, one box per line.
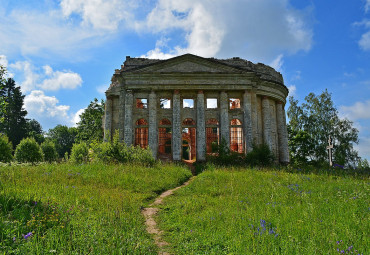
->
[142, 175, 195, 255]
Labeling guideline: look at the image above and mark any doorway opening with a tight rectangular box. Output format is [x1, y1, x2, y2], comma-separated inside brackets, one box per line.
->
[182, 118, 196, 161]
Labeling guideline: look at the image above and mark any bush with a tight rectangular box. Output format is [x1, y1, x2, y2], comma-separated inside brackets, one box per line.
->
[207, 138, 245, 166]
[0, 134, 13, 163]
[245, 143, 275, 167]
[14, 137, 43, 164]
[70, 142, 89, 164]
[41, 141, 58, 162]
[90, 132, 155, 166]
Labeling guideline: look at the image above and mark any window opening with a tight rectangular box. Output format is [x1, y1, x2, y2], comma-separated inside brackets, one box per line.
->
[136, 99, 147, 109]
[206, 118, 219, 154]
[159, 119, 172, 158]
[135, 118, 148, 148]
[207, 98, 218, 109]
[160, 98, 171, 109]
[183, 99, 194, 108]
[229, 98, 241, 109]
[230, 119, 243, 153]
[182, 118, 196, 160]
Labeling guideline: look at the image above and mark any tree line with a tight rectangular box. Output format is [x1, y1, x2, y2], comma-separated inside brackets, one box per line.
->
[0, 66, 105, 162]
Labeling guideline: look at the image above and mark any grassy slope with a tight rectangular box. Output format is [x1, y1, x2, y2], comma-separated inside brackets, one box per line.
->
[0, 162, 192, 254]
[158, 167, 369, 255]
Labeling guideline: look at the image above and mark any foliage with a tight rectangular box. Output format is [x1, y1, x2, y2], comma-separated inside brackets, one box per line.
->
[41, 141, 58, 163]
[245, 143, 275, 167]
[14, 137, 43, 164]
[0, 78, 28, 147]
[90, 131, 155, 166]
[207, 138, 244, 166]
[157, 167, 368, 254]
[47, 125, 77, 158]
[287, 90, 360, 167]
[70, 142, 89, 164]
[76, 98, 105, 144]
[26, 119, 44, 144]
[0, 62, 7, 123]
[0, 134, 13, 163]
[0, 162, 191, 254]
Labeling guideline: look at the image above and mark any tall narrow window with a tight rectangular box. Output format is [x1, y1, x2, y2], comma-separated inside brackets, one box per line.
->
[159, 119, 172, 158]
[135, 119, 148, 148]
[182, 118, 196, 160]
[206, 118, 219, 154]
[230, 119, 243, 153]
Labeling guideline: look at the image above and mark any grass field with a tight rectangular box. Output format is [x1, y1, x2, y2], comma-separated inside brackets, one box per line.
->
[157, 166, 369, 255]
[0, 162, 191, 254]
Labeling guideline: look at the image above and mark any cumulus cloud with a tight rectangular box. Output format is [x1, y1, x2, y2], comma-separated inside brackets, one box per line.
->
[287, 85, 297, 97]
[339, 100, 370, 121]
[0, 55, 8, 67]
[72, 108, 86, 126]
[8, 61, 82, 92]
[366, 0, 370, 13]
[359, 30, 370, 51]
[39, 65, 82, 91]
[140, 0, 313, 63]
[24, 90, 70, 126]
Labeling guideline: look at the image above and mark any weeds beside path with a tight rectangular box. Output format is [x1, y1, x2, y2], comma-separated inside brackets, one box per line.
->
[142, 161, 196, 255]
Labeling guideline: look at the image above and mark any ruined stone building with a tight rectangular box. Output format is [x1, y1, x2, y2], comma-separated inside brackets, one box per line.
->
[104, 54, 289, 163]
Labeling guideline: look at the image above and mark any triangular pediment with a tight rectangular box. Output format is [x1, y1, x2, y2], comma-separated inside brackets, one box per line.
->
[129, 54, 243, 73]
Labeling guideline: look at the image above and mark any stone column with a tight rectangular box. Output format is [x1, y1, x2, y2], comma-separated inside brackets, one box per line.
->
[262, 96, 272, 151]
[124, 90, 133, 146]
[172, 90, 181, 161]
[276, 102, 289, 163]
[148, 91, 158, 159]
[220, 91, 230, 147]
[118, 89, 126, 141]
[243, 90, 253, 153]
[251, 91, 258, 145]
[196, 90, 206, 161]
[104, 96, 112, 141]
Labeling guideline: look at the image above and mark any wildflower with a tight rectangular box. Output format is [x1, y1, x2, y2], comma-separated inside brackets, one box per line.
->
[23, 232, 33, 240]
[12, 237, 16, 242]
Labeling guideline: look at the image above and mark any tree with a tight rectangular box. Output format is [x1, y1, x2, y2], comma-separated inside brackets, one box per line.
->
[14, 137, 43, 164]
[0, 134, 13, 163]
[0, 64, 7, 123]
[0, 78, 28, 147]
[41, 140, 58, 163]
[47, 125, 78, 158]
[76, 98, 105, 144]
[287, 89, 360, 166]
[26, 119, 45, 144]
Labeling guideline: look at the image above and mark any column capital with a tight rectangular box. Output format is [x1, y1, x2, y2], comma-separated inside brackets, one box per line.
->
[277, 101, 283, 104]
[198, 90, 203, 94]
[263, 96, 269, 100]
[174, 90, 180, 94]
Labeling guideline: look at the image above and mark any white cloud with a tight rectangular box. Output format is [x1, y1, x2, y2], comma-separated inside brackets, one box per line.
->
[140, 0, 313, 63]
[0, 55, 8, 67]
[97, 84, 108, 94]
[24, 90, 70, 123]
[359, 31, 370, 51]
[270, 54, 284, 72]
[39, 65, 82, 91]
[339, 100, 370, 121]
[366, 0, 370, 13]
[287, 85, 297, 97]
[8, 61, 82, 92]
[72, 108, 86, 126]
[354, 136, 370, 161]
[60, 0, 135, 31]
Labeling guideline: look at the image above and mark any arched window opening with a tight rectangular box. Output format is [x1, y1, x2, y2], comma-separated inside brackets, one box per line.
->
[182, 118, 196, 160]
[135, 118, 148, 148]
[230, 118, 243, 153]
[159, 119, 172, 158]
[206, 118, 219, 154]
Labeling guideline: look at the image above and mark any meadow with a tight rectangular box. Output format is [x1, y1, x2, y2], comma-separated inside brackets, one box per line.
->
[0, 162, 191, 254]
[157, 166, 369, 255]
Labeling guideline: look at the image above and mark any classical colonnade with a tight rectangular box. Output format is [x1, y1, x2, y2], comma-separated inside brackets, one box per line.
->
[104, 89, 289, 163]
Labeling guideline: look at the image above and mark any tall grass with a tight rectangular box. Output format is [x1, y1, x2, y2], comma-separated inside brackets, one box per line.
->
[0, 162, 192, 254]
[157, 166, 369, 254]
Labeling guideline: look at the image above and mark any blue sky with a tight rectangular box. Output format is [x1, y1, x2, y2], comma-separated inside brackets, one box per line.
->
[0, 0, 369, 160]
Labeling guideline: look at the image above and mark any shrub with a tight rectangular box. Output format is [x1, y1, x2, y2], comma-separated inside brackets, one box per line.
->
[14, 137, 43, 164]
[70, 142, 89, 164]
[0, 134, 13, 163]
[207, 138, 245, 166]
[41, 140, 58, 162]
[245, 143, 275, 167]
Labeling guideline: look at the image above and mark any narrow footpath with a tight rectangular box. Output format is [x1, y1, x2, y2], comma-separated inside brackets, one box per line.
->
[141, 162, 195, 255]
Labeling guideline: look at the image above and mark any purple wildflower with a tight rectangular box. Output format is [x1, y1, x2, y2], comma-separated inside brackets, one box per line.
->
[13, 237, 16, 242]
[23, 232, 32, 240]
